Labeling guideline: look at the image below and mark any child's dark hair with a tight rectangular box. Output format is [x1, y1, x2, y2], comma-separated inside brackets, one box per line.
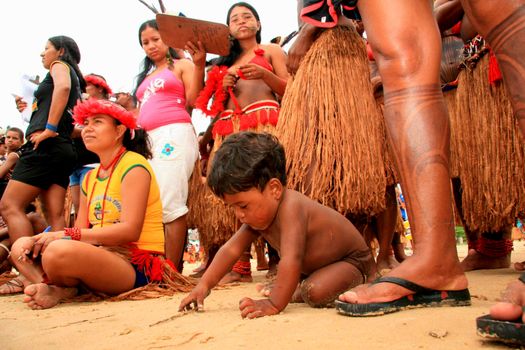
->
[207, 132, 286, 197]
[214, 2, 262, 68]
[134, 19, 179, 98]
[7, 127, 24, 141]
[48, 35, 86, 92]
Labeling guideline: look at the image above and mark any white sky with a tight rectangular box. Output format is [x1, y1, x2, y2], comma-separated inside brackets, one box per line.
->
[0, 0, 298, 134]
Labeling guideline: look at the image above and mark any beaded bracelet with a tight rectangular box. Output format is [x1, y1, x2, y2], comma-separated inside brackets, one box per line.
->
[45, 123, 58, 133]
[64, 227, 81, 241]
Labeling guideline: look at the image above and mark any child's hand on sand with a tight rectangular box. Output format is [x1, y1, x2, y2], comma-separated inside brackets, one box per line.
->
[239, 297, 280, 319]
[178, 285, 209, 312]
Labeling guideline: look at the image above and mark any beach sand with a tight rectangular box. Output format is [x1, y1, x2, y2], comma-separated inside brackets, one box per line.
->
[1, 243, 524, 350]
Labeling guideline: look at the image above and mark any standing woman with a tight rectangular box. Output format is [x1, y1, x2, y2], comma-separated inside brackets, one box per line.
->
[188, 2, 288, 283]
[0, 36, 84, 293]
[134, 20, 204, 271]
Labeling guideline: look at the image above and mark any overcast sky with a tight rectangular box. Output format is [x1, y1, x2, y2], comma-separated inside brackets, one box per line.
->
[0, 0, 298, 133]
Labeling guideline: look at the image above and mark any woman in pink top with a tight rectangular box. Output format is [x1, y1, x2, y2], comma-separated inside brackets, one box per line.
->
[134, 19, 205, 271]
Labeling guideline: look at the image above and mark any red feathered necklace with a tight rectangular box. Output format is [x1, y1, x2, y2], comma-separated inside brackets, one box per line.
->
[194, 65, 229, 116]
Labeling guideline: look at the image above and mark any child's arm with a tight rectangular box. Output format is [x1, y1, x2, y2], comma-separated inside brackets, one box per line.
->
[179, 225, 257, 312]
[239, 211, 306, 319]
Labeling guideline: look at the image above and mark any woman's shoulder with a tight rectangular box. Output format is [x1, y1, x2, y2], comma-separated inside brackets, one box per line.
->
[259, 43, 285, 55]
[49, 60, 71, 73]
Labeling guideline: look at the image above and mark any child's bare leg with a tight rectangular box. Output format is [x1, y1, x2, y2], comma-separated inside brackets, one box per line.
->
[255, 241, 269, 271]
[266, 244, 279, 279]
[219, 251, 253, 285]
[299, 261, 365, 308]
[376, 185, 399, 274]
[392, 232, 407, 263]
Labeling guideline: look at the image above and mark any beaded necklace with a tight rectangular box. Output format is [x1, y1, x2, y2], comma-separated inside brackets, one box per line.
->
[86, 146, 126, 227]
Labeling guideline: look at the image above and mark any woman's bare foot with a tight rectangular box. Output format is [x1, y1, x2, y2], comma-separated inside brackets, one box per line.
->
[338, 254, 468, 305]
[490, 279, 525, 322]
[0, 277, 27, 295]
[23, 283, 77, 309]
[460, 249, 510, 271]
[218, 271, 253, 285]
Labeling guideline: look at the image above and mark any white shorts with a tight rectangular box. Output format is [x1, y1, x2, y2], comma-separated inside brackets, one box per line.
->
[148, 123, 198, 223]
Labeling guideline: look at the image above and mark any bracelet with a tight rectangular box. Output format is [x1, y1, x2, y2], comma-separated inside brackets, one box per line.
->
[45, 123, 58, 133]
[64, 227, 81, 241]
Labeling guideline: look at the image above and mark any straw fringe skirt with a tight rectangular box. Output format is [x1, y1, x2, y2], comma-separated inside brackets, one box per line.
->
[455, 55, 525, 232]
[276, 26, 393, 216]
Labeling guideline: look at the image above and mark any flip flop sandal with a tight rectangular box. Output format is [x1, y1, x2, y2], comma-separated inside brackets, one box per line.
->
[0, 278, 24, 295]
[476, 272, 525, 345]
[335, 276, 471, 317]
[476, 314, 525, 346]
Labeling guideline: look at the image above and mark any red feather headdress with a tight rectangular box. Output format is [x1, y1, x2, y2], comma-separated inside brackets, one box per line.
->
[84, 74, 113, 95]
[73, 99, 137, 130]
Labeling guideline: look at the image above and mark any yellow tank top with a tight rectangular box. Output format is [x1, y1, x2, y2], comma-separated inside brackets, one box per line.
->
[82, 151, 164, 253]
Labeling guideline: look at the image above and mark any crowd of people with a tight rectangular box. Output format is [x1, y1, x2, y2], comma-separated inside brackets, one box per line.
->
[1, 0, 525, 345]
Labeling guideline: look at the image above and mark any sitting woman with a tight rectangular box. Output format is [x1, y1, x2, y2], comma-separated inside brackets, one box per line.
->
[10, 99, 191, 309]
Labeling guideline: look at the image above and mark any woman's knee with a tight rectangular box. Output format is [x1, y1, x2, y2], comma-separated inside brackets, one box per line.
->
[41, 240, 76, 273]
[10, 236, 32, 258]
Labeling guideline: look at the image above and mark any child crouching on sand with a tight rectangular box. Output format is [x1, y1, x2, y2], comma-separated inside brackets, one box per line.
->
[179, 132, 376, 318]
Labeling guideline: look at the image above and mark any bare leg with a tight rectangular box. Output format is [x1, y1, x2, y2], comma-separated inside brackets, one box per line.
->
[0, 180, 40, 242]
[11, 238, 136, 309]
[300, 261, 365, 308]
[70, 184, 80, 220]
[340, 0, 467, 305]
[40, 184, 67, 231]
[255, 241, 269, 271]
[164, 214, 188, 272]
[375, 185, 400, 274]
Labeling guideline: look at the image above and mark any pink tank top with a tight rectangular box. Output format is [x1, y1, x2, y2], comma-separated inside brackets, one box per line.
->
[136, 66, 191, 131]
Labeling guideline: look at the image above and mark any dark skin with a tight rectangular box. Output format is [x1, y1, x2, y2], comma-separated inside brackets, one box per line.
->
[179, 179, 371, 318]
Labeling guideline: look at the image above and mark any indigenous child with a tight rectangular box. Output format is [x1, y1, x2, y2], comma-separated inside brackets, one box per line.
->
[179, 132, 376, 318]
[9, 99, 192, 309]
[0, 127, 25, 199]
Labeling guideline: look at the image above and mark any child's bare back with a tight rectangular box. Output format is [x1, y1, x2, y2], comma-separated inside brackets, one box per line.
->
[260, 188, 374, 279]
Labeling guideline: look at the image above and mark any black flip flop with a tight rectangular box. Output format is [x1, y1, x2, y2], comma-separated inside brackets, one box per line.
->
[335, 276, 471, 317]
[477, 314, 525, 345]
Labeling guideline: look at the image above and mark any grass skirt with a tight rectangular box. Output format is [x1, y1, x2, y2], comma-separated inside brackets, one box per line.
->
[276, 26, 392, 216]
[455, 55, 525, 232]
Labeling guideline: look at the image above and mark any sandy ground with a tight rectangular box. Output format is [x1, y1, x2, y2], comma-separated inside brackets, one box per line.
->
[1, 243, 525, 350]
